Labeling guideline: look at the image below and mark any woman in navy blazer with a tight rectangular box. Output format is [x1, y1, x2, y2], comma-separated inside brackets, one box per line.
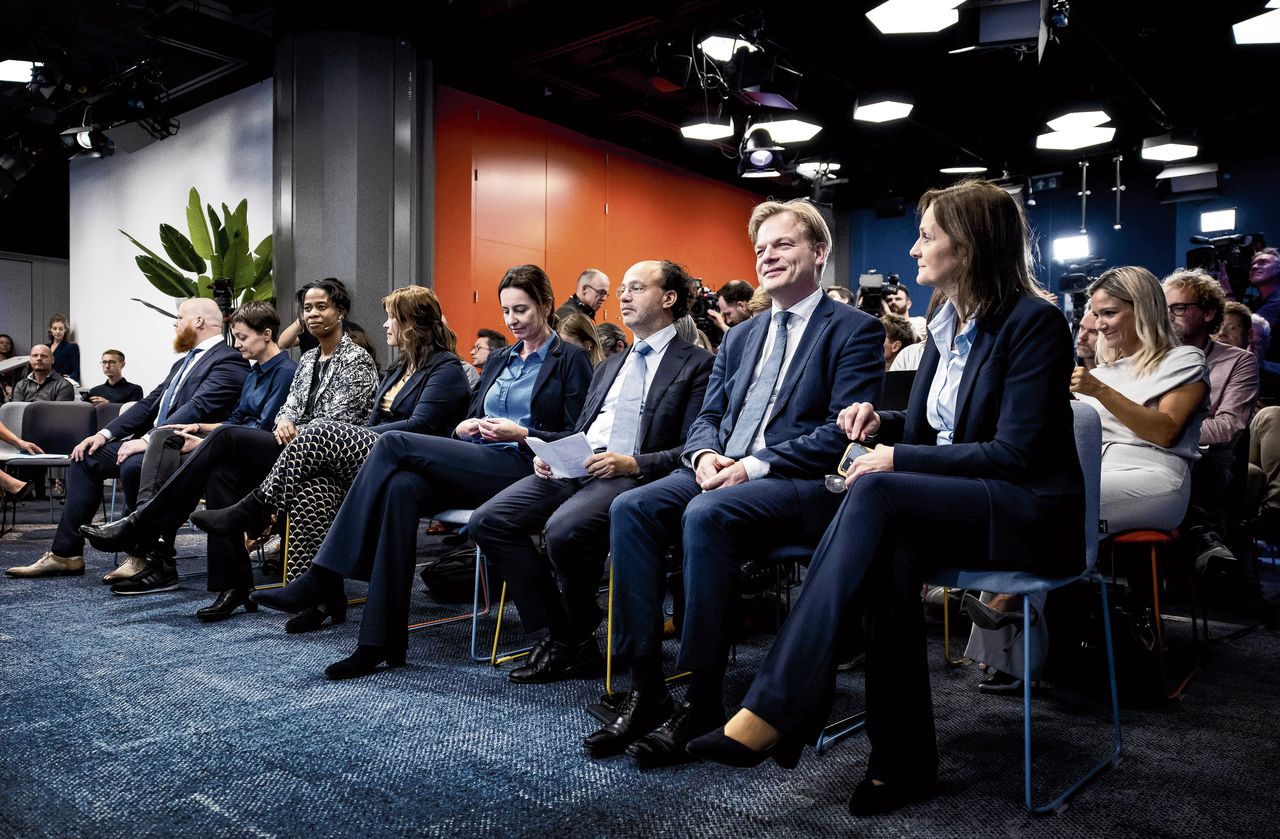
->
[688, 180, 1084, 816]
[252, 265, 593, 678]
[195, 286, 471, 629]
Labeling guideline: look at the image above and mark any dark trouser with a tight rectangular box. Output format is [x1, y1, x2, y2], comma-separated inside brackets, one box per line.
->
[51, 440, 143, 557]
[125, 425, 281, 589]
[311, 431, 533, 652]
[742, 472, 1018, 786]
[471, 472, 639, 640]
[608, 468, 839, 703]
[1182, 443, 1235, 534]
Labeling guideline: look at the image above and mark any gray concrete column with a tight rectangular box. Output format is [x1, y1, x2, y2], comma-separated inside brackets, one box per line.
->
[273, 33, 434, 343]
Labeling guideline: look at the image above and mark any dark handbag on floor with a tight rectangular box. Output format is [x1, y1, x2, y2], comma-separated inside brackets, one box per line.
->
[1044, 581, 1168, 708]
[419, 544, 479, 604]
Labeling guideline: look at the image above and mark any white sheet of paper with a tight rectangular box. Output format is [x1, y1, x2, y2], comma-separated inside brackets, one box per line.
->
[525, 433, 594, 479]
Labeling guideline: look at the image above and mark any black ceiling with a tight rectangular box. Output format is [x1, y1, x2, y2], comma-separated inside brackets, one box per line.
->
[2, 0, 1278, 253]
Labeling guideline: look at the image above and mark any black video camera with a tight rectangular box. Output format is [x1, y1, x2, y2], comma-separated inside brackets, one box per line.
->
[688, 281, 724, 346]
[857, 271, 903, 317]
[1187, 233, 1266, 301]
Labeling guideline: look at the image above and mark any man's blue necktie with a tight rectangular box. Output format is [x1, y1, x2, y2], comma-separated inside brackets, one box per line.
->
[724, 311, 792, 459]
[606, 341, 652, 456]
[156, 348, 201, 426]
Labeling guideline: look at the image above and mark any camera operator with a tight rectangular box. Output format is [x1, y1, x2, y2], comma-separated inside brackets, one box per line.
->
[707, 279, 754, 332]
[1248, 248, 1280, 400]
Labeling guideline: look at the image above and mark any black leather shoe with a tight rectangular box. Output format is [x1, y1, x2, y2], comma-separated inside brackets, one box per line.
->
[324, 645, 406, 680]
[977, 670, 1026, 696]
[583, 690, 674, 758]
[80, 512, 144, 553]
[284, 603, 346, 633]
[191, 490, 273, 537]
[251, 569, 341, 615]
[509, 637, 604, 684]
[686, 726, 803, 769]
[848, 777, 938, 817]
[628, 701, 727, 768]
[196, 589, 259, 622]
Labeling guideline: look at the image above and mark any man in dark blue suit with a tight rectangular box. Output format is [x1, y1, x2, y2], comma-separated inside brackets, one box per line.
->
[584, 199, 885, 764]
[7, 298, 248, 578]
[471, 260, 715, 683]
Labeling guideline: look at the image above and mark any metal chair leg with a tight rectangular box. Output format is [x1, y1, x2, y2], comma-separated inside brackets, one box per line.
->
[1026, 575, 1124, 814]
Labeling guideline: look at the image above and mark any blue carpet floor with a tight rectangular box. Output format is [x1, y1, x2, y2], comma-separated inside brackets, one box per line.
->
[2, 503, 1279, 838]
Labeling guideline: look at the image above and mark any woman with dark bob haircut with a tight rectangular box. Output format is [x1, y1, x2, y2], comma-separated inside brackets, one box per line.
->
[191, 285, 472, 631]
[252, 264, 593, 678]
[687, 179, 1085, 816]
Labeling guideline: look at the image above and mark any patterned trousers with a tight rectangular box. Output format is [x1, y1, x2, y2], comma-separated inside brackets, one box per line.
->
[259, 419, 378, 581]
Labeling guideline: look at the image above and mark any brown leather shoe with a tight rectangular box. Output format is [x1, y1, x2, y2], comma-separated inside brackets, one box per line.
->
[6, 551, 85, 578]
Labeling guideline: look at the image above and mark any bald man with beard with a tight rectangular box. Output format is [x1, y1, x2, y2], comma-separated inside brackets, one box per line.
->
[8, 298, 250, 579]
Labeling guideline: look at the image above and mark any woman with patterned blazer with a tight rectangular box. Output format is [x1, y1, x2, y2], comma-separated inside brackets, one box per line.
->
[80, 279, 379, 620]
[191, 285, 471, 632]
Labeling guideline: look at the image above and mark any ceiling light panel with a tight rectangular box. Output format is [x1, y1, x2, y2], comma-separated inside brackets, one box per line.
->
[1233, 8, 1280, 44]
[1141, 134, 1198, 162]
[854, 100, 913, 123]
[867, 0, 964, 35]
[699, 36, 759, 62]
[749, 118, 822, 143]
[680, 119, 734, 140]
[0, 60, 39, 83]
[1035, 126, 1116, 150]
[1046, 110, 1110, 132]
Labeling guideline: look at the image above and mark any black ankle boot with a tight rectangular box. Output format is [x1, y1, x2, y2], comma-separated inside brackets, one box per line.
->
[190, 490, 273, 537]
[324, 645, 406, 680]
[251, 567, 343, 615]
[284, 601, 347, 633]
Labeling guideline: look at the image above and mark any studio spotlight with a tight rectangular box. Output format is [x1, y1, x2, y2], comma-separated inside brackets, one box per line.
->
[738, 127, 784, 178]
[59, 125, 114, 158]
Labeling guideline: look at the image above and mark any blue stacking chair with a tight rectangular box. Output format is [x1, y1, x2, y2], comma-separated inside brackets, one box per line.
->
[928, 401, 1122, 813]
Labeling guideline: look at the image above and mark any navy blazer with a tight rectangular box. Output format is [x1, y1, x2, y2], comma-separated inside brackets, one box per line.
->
[882, 293, 1084, 576]
[543, 335, 715, 481]
[368, 352, 471, 437]
[107, 341, 250, 439]
[683, 293, 885, 477]
[467, 333, 593, 441]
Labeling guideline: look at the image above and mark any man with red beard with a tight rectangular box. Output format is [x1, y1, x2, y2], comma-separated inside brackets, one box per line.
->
[7, 298, 249, 579]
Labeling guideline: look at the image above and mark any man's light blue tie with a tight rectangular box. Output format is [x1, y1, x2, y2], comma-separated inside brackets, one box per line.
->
[156, 348, 201, 426]
[606, 341, 652, 456]
[724, 311, 792, 459]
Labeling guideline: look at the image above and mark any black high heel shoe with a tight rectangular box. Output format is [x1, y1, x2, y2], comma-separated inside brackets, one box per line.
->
[961, 593, 1024, 630]
[284, 602, 347, 634]
[190, 490, 273, 537]
[685, 727, 802, 769]
[251, 568, 342, 615]
[324, 645, 407, 680]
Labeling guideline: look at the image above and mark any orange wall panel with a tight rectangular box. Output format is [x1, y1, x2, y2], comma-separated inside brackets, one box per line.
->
[435, 86, 759, 345]
[474, 126, 546, 251]
[434, 87, 476, 342]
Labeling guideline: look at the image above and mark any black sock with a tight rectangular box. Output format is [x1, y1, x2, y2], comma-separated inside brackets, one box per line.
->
[684, 666, 726, 712]
[630, 654, 665, 696]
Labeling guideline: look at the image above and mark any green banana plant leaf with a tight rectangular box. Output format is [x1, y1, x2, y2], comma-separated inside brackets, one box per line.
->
[249, 235, 273, 288]
[159, 224, 206, 274]
[120, 229, 174, 269]
[208, 205, 227, 278]
[136, 255, 197, 298]
[246, 274, 275, 302]
[197, 275, 214, 298]
[221, 201, 255, 294]
[186, 188, 213, 259]
[129, 298, 179, 319]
